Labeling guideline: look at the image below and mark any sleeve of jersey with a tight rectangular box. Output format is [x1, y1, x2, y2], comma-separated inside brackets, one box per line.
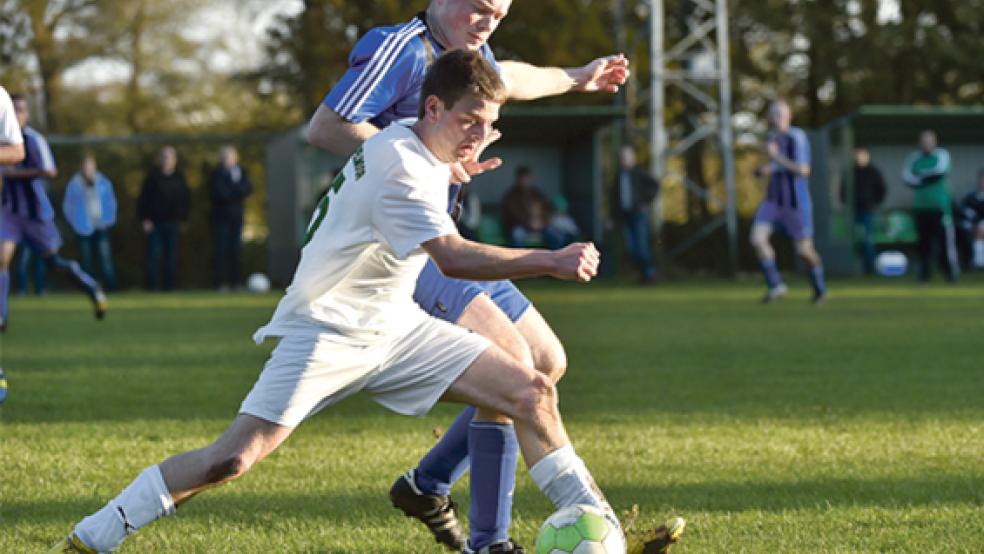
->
[34, 133, 56, 172]
[373, 165, 458, 259]
[792, 129, 811, 166]
[481, 43, 501, 74]
[323, 29, 423, 124]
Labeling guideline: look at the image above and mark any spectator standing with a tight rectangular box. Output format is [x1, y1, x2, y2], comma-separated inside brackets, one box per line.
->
[610, 144, 659, 283]
[843, 147, 887, 275]
[63, 152, 118, 290]
[208, 146, 252, 290]
[138, 146, 190, 291]
[902, 130, 959, 282]
[959, 169, 984, 269]
[501, 165, 552, 247]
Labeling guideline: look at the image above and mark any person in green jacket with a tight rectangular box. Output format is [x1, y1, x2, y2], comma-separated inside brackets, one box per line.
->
[902, 130, 959, 282]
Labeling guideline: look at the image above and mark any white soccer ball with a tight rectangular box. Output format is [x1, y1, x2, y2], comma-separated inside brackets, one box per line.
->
[535, 504, 625, 554]
[875, 251, 907, 277]
[246, 272, 271, 293]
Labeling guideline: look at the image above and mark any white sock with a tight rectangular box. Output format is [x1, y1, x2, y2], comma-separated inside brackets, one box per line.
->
[529, 445, 611, 515]
[74, 465, 176, 552]
[974, 240, 984, 267]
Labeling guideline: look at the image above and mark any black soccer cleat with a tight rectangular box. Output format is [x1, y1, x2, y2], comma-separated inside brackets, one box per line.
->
[90, 289, 108, 320]
[389, 470, 467, 551]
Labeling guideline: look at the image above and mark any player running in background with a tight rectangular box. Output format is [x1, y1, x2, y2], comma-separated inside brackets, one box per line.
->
[0, 94, 106, 335]
[48, 50, 626, 554]
[751, 99, 827, 304]
[305, 2, 684, 553]
[0, 85, 25, 404]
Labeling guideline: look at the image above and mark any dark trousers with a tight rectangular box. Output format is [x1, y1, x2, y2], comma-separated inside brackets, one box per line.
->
[78, 229, 117, 290]
[14, 241, 47, 295]
[146, 221, 179, 291]
[622, 209, 656, 280]
[914, 210, 959, 282]
[212, 217, 243, 289]
[855, 209, 876, 275]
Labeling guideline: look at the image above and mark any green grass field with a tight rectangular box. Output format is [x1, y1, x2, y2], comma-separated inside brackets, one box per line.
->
[2, 279, 983, 553]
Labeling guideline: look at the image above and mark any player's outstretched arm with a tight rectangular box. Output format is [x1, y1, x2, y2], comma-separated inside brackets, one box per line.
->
[0, 143, 24, 165]
[423, 234, 599, 282]
[499, 54, 629, 101]
[306, 104, 381, 157]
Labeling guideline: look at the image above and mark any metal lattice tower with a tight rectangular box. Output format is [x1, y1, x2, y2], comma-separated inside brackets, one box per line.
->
[650, 0, 738, 273]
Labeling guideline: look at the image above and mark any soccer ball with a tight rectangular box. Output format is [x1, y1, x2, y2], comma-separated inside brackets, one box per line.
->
[875, 250, 907, 277]
[535, 504, 625, 554]
[246, 272, 271, 293]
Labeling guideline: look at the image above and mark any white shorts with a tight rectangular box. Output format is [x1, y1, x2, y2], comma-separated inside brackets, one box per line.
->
[239, 317, 490, 427]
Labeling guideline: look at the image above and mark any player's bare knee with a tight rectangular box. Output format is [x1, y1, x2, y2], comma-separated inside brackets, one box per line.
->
[535, 344, 567, 383]
[512, 373, 559, 426]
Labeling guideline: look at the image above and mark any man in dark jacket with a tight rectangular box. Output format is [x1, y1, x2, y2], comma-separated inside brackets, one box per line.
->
[138, 145, 190, 291]
[209, 146, 253, 290]
[842, 147, 887, 275]
[610, 144, 659, 282]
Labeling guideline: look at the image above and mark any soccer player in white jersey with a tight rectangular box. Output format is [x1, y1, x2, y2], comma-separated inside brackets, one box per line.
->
[305, 2, 686, 552]
[0, 86, 24, 165]
[48, 49, 630, 554]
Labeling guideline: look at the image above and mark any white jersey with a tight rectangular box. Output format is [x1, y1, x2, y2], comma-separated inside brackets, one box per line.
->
[254, 123, 457, 343]
[0, 86, 23, 145]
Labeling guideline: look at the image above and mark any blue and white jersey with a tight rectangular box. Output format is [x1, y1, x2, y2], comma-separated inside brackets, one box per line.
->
[765, 126, 811, 210]
[323, 13, 500, 131]
[1, 125, 56, 221]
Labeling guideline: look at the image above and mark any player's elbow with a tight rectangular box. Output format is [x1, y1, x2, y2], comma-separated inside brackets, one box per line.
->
[424, 236, 470, 279]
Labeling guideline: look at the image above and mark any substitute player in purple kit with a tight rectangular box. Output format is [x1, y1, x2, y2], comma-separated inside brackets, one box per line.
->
[751, 99, 827, 305]
[307, 2, 684, 553]
[0, 93, 107, 334]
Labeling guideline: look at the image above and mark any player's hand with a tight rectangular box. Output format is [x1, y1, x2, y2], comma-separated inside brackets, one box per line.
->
[767, 141, 779, 159]
[552, 242, 600, 283]
[575, 54, 630, 93]
[142, 220, 154, 234]
[452, 129, 503, 183]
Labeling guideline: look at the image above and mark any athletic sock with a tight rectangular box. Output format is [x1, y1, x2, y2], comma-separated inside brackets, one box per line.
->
[529, 445, 611, 516]
[974, 240, 984, 268]
[0, 270, 9, 321]
[413, 405, 474, 496]
[74, 465, 175, 552]
[758, 258, 783, 289]
[468, 421, 519, 550]
[808, 265, 827, 295]
[48, 254, 100, 294]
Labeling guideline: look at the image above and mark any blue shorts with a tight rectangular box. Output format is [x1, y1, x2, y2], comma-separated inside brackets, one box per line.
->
[0, 209, 62, 253]
[413, 259, 531, 324]
[753, 201, 813, 240]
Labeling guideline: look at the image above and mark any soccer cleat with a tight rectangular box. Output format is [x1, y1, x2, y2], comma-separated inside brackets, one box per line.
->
[761, 283, 788, 304]
[91, 289, 108, 320]
[462, 538, 525, 553]
[47, 534, 98, 554]
[811, 290, 828, 306]
[0, 368, 7, 404]
[626, 517, 686, 554]
[389, 470, 467, 551]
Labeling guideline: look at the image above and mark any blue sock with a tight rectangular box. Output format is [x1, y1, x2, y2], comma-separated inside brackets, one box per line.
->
[759, 258, 782, 289]
[809, 265, 826, 295]
[413, 406, 474, 496]
[48, 254, 100, 294]
[468, 421, 519, 550]
[0, 270, 9, 321]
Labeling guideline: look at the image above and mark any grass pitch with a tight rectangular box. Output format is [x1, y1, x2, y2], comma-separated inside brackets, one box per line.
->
[1, 279, 982, 552]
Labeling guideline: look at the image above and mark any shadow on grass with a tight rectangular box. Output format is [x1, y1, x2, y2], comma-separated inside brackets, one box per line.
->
[7, 474, 982, 528]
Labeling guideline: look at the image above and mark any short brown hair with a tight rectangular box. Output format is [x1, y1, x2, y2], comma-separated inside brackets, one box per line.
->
[417, 49, 506, 119]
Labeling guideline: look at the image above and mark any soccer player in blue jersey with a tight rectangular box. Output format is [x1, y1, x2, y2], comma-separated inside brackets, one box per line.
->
[751, 99, 827, 304]
[306, 2, 684, 553]
[0, 93, 107, 333]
